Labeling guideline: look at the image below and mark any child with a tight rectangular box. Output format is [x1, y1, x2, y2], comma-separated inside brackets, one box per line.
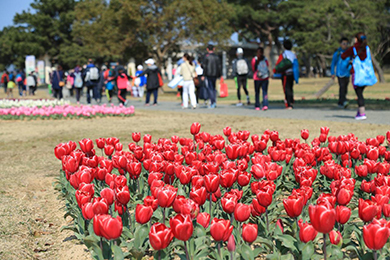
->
[7, 79, 15, 98]
[135, 65, 146, 97]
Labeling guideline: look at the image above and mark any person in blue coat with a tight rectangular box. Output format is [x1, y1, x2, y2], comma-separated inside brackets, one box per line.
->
[331, 37, 351, 108]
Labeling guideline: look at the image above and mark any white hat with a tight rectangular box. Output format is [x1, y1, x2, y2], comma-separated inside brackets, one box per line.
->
[236, 48, 244, 54]
[145, 58, 155, 65]
[137, 65, 143, 70]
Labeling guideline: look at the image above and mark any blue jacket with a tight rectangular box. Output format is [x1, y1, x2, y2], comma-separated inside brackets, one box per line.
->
[135, 70, 146, 87]
[331, 48, 351, 77]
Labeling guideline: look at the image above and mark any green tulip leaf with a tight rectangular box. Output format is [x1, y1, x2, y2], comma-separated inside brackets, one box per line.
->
[112, 244, 124, 260]
[301, 241, 314, 260]
[240, 243, 254, 260]
[274, 234, 298, 254]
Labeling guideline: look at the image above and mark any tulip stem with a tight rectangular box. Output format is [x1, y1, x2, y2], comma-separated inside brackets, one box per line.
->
[209, 193, 212, 224]
[230, 251, 234, 260]
[218, 242, 222, 259]
[184, 240, 190, 260]
[238, 223, 242, 245]
[158, 250, 161, 260]
[100, 237, 103, 254]
[163, 207, 166, 225]
[323, 233, 327, 260]
[265, 209, 269, 233]
[374, 251, 377, 260]
[127, 207, 132, 230]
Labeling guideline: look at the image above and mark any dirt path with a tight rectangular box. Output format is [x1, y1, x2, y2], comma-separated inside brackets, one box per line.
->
[0, 110, 389, 259]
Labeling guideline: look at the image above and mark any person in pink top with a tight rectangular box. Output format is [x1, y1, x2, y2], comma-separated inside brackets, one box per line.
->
[251, 47, 269, 111]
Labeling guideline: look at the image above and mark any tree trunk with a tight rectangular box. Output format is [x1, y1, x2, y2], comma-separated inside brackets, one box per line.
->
[303, 53, 313, 78]
[371, 55, 385, 83]
[317, 55, 328, 77]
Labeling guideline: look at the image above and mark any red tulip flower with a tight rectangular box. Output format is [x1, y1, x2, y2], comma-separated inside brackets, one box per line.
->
[190, 186, 207, 206]
[115, 186, 131, 205]
[242, 223, 258, 243]
[104, 145, 114, 156]
[132, 132, 141, 142]
[100, 188, 115, 205]
[92, 197, 109, 215]
[169, 214, 193, 241]
[256, 188, 273, 208]
[95, 138, 105, 149]
[336, 205, 351, 225]
[320, 127, 330, 135]
[204, 174, 220, 193]
[197, 212, 210, 228]
[383, 204, 390, 218]
[298, 219, 318, 243]
[227, 234, 235, 252]
[329, 230, 342, 245]
[190, 122, 201, 135]
[221, 195, 238, 214]
[210, 218, 233, 242]
[223, 126, 232, 137]
[82, 202, 94, 220]
[308, 203, 336, 233]
[336, 187, 353, 206]
[301, 129, 309, 140]
[93, 214, 123, 240]
[135, 204, 153, 224]
[355, 165, 368, 177]
[79, 138, 94, 154]
[149, 223, 174, 250]
[144, 196, 159, 211]
[234, 203, 251, 222]
[283, 195, 304, 218]
[143, 134, 152, 143]
[157, 185, 177, 208]
[363, 218, 390, 251]
[359, 198, 378, 223]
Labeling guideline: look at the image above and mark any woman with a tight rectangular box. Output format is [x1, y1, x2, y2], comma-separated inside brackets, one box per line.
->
[252, 47, 269, 111]
[179, 53, 197, 109]
[116, 66, 129, 106]
[341, 32, 377, 120]
[51, 65, 65, 100]
[137, 59, 161, 106]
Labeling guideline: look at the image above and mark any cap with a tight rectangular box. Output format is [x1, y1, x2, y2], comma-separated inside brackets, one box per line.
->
[236, 48, 244, 54]
[145, 58, 155, 65]
[137, 65, 144, 70]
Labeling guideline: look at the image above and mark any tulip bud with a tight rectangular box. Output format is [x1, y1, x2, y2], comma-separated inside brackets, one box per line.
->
[227, 234, 235, 252]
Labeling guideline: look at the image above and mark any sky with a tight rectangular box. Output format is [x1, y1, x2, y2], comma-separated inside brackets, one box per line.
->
[0, 0, 33, 29]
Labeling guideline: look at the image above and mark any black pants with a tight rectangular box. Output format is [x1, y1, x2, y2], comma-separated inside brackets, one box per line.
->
[75, 88, 82, 102]
[53, 88, 63, 100]
[118, 89, 127, 104]
[205, 76, 217, 105]
[282, 74, 294, 108]
[107, 89, 114, 102]
[146, 89, 158, 104]
[86, 85, 97, 104]
[236, 75, 248, 101]
[338, 77, 349, 105]
[354, 86, 366, 107]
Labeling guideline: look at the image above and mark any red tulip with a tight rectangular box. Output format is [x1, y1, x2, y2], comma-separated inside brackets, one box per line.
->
[220, 169, 237, 188]
[190, 186, 207, 206]
[82, 202, 94, 220]
[301, 129, 309, 140]
[223, 126, 232, 137]
[256, 188, 273, 208]
[197, 212, 210, 228]
[329, 230, 342, 245]
[363, 218, 390, 250]
[144, 196, 158, 211]
[135, 204, 153, 224]
[143, 134, 152, 143]
[100, 188, 115, 205]
[308, 203, 336, 233]
[320, 127, 330, 135]
[79, 138, 94, 154]
[93, 214, 123, 240]
[190, 122, 201, 135]
[355, 165, 368, 177]
[132, 132, 141, 142]
[149, 223, 174, 250]
[170, 214, 193, 241]
[242, 223, 258, 243]
[227, 234, 235, 252]
[92, 197, 109, 215]
[210, 218, 233, 242]
[104, 145, 114, 156]
[270, 131, 279, 142]
[95, 138, 105, 149]
[251, 164, 265, 179]
[359, 198, 378, 223]
[336, 187, 353, 206]
[221, 195, 238, 214]
[283, 195, 304, 218]
[383, 204, 390, 218]
[336, 206, 351, 225]
[298, 219, 318, 243]
[115, 186, 130, 205]
[234, 203, 251, 222]
[204, 174, 220, 193]
[157, 185, 177, 208]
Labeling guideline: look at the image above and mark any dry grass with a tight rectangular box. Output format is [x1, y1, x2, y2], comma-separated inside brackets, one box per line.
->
[0, 109, 389, 259]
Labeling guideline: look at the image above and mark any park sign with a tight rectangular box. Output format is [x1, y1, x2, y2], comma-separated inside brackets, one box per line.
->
[37, 60, 45, 84]
[25, 55, 36, 75]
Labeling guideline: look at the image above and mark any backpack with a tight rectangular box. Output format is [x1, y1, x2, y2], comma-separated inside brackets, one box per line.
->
[236, 59, 249, 75]
[257, 58, 269, 79]
[275, 54, 293, 73]
[85, 67, 99, 82]
[74, 72, 83, 88]
[27, 75, 36, 86]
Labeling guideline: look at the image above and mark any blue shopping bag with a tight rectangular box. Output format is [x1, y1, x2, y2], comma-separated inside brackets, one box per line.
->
[353, 46, 377, 87]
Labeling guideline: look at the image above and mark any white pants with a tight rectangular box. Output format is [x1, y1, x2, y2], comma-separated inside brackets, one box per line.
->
[138, 86, 144, 97]
[182, 80, 196, 108]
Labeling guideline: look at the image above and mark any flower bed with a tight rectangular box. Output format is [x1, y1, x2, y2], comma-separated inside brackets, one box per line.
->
[54, 123, 390, 260]
[1, 104, 134, 119]
[0, 98, 70, 108]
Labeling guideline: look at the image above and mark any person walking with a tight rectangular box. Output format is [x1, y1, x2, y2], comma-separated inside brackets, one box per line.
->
[331, 37, 351, 108]
[341, 32, 377, 120]
[274, 40, 297, 109]
[51, 65, 65, 100]
[179, 53, 197, 109]
[7, 79, 15, 98]
[1, 70, 9, 94]
[137, 58, 161, 106]
[16, 70, 25, 96]
[83, 59, 100, 104]
[135, 65, 146, 97]
[252, 47, 270, 111]
[73, 67, 84, 104]
[26, 71, 37, 96]
[97, 65, 107, 103]
[232, 48, 250, 106]
[202, 44, 221, 108]
[116, 66, 129, 106]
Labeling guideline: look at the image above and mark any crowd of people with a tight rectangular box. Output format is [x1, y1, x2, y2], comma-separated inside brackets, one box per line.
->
[0, 32, 376, 120]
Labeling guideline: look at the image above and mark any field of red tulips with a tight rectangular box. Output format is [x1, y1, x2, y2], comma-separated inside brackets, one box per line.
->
[54, 122, 390, 260]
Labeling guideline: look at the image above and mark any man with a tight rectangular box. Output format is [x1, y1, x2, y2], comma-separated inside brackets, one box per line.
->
[232, 48, 250, 106]
[202, 44, 221, 108]
[1, 70, 9, 93]
[83, 59, 100, 104]
[331, 37, 351, 108]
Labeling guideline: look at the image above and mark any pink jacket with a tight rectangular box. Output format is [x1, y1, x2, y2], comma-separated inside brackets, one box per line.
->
[251, 57, 269, 81]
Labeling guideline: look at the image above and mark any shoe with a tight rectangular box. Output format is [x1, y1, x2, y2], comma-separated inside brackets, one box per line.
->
[192, 106, 196, 109]
[208, 103, 216, 109]
[182, 106, 187, 109]
[355, 112, 367, 120]
[236, 102, 243, 107]
[124, 100, 128, 106]
[343, 101, 349, 109]
[144, 103, 150, 106]
[153, 103, 158, 106]
[255, 107, 260, 111]
[247, 96, 250, 105]
[262, 106, 268, 111]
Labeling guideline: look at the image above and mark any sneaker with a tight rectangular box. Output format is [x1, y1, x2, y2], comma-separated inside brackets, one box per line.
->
[124, 100, 128, 106]
[355, 112, 367, 120]
[343, 101, 349, 109]
[255, 107, 260, 111]
[209, 103, 216, 109]
[236, 102, 243, 107]
[262, 106, 268, 111]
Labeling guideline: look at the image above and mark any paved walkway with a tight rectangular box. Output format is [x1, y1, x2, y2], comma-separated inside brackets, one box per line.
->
[67, 94, 390, 125]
